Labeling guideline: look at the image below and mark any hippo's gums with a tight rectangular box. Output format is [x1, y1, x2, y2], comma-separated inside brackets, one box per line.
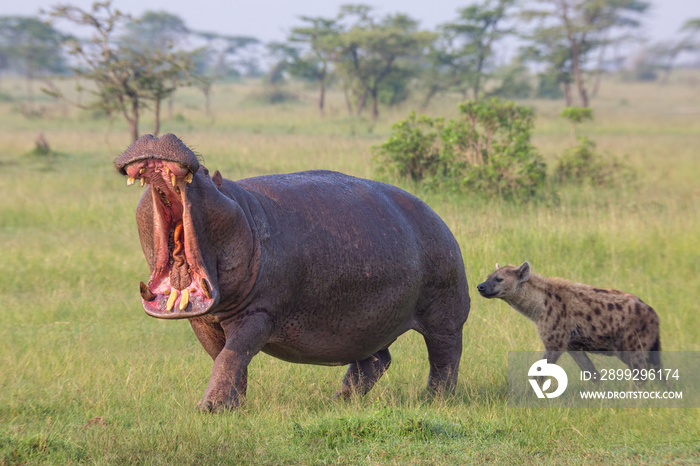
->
[115, 133, 471, 411]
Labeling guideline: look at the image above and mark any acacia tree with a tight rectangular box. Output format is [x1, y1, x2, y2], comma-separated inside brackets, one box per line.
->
[679, 18, 700, 65]
[191, 32, 259, 115]
[47, 1, 194, 142]
[0, 16, 67, 111]
[288, 16, 340, 115]
[522, 0, 649, 107]
[334, 5, 434, 119]
[420, 35, 467, 108]
[520, 26, 575, 103]
[122, 11, 191, 120]
[440, 0, 516, 100]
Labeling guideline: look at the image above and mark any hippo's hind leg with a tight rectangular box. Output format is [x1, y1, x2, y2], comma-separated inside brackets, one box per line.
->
[417, 288, 469, 395]
[335, 347, 391, 398]
[423, 331, 463, 394]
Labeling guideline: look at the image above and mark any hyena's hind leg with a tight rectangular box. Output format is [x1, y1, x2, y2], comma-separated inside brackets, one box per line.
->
[646, 335, 662, 370]
[620, 330, 661, 371]
[568, 351, 600, 381]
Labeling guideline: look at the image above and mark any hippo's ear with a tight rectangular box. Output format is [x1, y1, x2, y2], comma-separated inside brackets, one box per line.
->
[495, 263, 500, 270]
[516, 261, 530, 282]
[212, 170, 223, 188]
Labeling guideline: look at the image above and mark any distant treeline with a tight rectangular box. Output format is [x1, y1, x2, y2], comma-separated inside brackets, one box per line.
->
[1, 1, 699, 139]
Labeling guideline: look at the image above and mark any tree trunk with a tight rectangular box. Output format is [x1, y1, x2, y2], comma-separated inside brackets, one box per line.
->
[591, 38, 608, 99]
[356, 89, 368, 116]
[473, 56, 485, 100]
[318, 79, 326, 116]
[168, 78, 177, 120]
[564, 81, 573, 107]
[154, 96, 162, 137]
[129, 97, 139, 143]
[370, 87, 378, 120]
[571, 41, 589, 107]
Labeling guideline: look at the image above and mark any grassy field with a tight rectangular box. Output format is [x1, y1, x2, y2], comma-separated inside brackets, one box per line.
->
[1, 75, 699, 464]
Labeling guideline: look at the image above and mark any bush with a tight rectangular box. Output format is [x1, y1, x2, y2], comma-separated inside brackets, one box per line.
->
[372, 112, 452, 185]
[554, 137, 634, 187]
[373, 98, 547, 200]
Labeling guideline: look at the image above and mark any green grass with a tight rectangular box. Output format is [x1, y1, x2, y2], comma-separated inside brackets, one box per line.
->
[1, 77, 699, 464]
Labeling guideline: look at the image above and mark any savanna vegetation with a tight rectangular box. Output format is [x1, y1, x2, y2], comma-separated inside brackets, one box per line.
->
[1, 70, 698, 464]
[1, 0, 699, 463]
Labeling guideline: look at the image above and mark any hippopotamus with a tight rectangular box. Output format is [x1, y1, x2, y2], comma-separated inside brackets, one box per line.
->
[115, 133, 470, 411]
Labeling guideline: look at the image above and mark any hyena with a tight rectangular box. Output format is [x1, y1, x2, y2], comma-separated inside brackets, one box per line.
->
[477, 261, 661, 377]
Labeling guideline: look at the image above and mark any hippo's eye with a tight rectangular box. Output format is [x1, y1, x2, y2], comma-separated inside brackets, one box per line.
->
[494, 277, 503, 283]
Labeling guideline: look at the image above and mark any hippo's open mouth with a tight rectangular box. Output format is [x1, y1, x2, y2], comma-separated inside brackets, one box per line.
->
[119, 156, 219, 319]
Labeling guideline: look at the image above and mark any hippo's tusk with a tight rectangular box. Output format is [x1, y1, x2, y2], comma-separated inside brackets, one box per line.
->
[140, 177, 145, 187]
[171, 174, 177, 187]
[185, 172, 193, 184]
[140, 282, 156, 301]
[127, 177, 135, 186]
[201, 278, 212, 299]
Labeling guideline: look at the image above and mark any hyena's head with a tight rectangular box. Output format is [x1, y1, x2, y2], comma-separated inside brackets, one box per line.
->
[477, 261, 531, 299]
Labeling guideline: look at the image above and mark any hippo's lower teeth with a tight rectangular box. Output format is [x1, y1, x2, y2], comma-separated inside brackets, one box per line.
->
[179, 289, 189, 311]
[166, 289, 178, 312]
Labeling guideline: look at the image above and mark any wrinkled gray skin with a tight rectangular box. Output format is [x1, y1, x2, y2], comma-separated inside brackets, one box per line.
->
[115, 133, 471, 411]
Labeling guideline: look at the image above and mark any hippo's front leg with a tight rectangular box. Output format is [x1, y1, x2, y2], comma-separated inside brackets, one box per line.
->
[197, 312, 273, 412]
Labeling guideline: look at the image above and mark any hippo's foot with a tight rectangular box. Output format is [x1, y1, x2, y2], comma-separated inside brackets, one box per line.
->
[195, 399, 239, 413]
[335, 348, 392, 399]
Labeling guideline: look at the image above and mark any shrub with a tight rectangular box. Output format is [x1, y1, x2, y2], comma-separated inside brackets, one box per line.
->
[373, 98, 547, 200]
[554, 137, 635, 187]
[372, 111, 454, 185]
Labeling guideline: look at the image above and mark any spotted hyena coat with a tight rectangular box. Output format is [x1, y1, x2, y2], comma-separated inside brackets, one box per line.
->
[477, 261, 661, 376]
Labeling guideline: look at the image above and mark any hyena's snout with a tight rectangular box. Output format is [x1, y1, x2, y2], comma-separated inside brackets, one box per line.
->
[477, 281, 496, 298]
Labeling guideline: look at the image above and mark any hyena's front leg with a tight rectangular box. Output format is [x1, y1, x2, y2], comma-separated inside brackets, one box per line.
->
[542, 349, 564, 365]
[538, 325, 567, 384]
[539, 322, 567, 365]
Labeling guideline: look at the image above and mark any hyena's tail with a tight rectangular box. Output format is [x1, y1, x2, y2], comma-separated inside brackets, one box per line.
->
[647, 336, 662, 369]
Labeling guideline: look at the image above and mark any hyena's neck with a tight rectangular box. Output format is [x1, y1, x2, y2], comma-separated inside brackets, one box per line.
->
[502, 273, 549, 322]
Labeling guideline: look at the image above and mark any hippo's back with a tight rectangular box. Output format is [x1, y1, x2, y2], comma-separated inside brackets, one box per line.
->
[237, 170, 455, 249]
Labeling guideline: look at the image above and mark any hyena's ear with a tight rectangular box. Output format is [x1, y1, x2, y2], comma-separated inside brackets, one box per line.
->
[495, 263, 500, 270]
[516, 261, 531, 282]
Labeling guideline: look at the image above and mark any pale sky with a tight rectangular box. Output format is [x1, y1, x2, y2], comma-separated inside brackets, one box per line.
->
[3, 0, 699, 45]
